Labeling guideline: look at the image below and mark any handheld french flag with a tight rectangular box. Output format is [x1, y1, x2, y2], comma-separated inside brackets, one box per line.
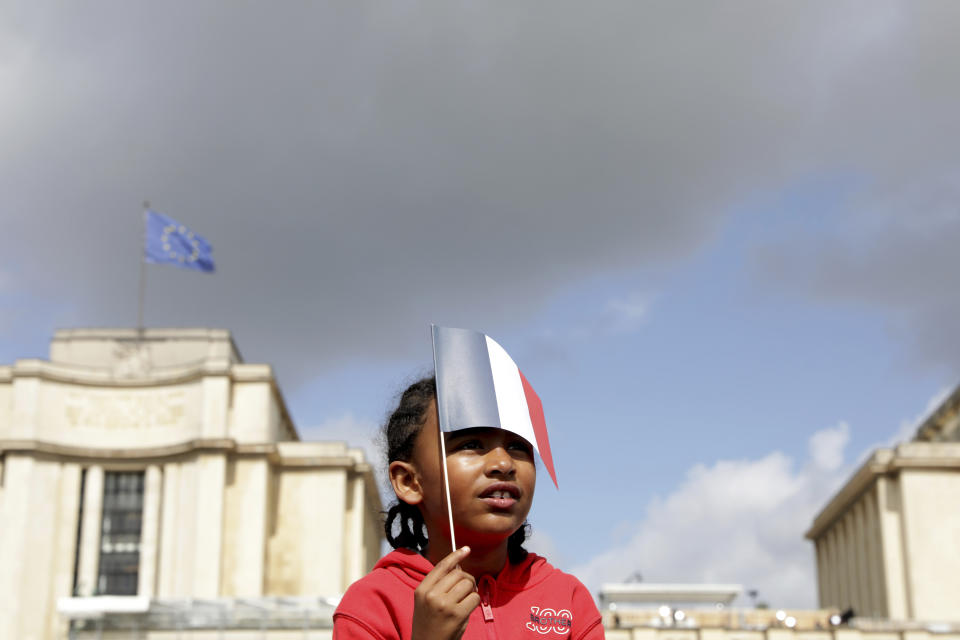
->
[431, 325, 558, 488]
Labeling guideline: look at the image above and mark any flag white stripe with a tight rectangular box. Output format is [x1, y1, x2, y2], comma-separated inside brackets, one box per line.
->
[485, 336, 538, 453]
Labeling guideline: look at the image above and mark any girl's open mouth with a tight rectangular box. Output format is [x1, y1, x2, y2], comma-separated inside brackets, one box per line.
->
[481, 493, 517, 509]
[479, 484, 520, 509]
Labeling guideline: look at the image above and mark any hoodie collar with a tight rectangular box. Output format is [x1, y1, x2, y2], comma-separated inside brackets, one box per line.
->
[375, 548, 553, 591]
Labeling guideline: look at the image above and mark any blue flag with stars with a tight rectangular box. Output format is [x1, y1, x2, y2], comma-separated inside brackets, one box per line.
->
[144, 210, 215, 272]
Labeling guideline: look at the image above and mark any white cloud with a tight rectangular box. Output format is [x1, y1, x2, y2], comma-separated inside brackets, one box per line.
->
[602, 292, 653, 334]
[808, 421, 849, 471]
[510, 289, 655, 369]
[572, 422, 853, 608]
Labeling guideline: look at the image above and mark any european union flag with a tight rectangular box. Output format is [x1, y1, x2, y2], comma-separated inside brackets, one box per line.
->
[144, 210, 215, 272]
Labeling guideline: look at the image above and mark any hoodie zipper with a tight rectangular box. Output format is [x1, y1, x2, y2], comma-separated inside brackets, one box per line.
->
[478, 576, 497, 639]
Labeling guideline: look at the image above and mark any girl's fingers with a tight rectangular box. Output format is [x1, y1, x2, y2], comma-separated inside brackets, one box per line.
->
[445, 574, 478, 603]
[410, 549, 481, 640]
[432, 566, 476, 598]
[437, 546, 471, 571]
[419, 546, 471, 590]
[455, 591, 482, 617]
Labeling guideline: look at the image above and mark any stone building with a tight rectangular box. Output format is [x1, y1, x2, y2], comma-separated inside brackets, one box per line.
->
[805, 386, 960, 622]
[0, 328, 383, 640]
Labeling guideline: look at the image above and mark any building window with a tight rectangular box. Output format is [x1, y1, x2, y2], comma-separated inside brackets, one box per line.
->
[97, 471, 144, 595]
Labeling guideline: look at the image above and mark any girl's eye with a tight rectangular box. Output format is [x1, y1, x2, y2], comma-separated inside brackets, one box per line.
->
[508, 440, 533, 455]
[455, 439, 482, 451]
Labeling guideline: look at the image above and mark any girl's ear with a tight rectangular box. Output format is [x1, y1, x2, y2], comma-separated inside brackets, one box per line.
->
[389, 460, 424, 506]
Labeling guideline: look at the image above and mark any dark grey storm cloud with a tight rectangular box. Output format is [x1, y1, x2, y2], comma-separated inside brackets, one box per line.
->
[754, 203, 960, 374]
[3, 1, 959, 383]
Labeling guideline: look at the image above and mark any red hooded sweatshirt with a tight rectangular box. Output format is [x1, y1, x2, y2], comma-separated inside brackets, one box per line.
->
[333, 549, 604, 640]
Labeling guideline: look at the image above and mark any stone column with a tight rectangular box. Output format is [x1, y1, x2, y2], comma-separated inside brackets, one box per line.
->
[157, 462, 180, 597]
[0, 456, 34, 639]
[837, 521, 850, 609]
[49, 464, 83, 640]
[344, 474, 366, 587]
[815, 537, 827, 608]
[845, 512, 861, 611]
[828, 526, 841, 608]
[193, 452, 227, 596]
[230, 458, 269, 597]
[877, 476, 909, 619]
[76, 465, 104, 596]
[854, 498, 875, 616]
[138, 465, 163, 597]
[852, 501, 865, 614]
[865, 487, 888, 617]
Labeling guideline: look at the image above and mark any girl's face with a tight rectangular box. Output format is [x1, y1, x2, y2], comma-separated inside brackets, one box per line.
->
[395, 398, 537, 549]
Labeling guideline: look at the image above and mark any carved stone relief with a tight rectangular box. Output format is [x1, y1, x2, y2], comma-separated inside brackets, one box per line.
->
[64, 389, 187, 430]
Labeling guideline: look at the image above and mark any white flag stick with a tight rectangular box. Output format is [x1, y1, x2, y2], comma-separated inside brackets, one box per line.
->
[436, 417, 457, 553]
[431, 326, 458, 553]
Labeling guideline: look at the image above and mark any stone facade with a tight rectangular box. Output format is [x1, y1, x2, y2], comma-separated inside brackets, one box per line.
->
[805, 387, 960, 622]
[599, 586, 960, 640]
[0, 329, 383, 640]
[601, 618, 960, 640]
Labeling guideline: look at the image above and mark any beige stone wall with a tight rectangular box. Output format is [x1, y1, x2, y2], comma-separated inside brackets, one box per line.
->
[898, 469, 960, 621]
[2, 448, 381, 638]
[0, 455, 82, 640]
[808, 441, 960, 622]
[1, 331, 297, 450]
[0, 329, 384, 640]
[221, 456, 271, 597]
[266, 466, 348, 596]
[230, 380, 273, 443]
[49, 328, 241, 369]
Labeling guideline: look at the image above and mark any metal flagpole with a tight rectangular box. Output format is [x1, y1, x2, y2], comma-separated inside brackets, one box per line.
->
[431, 326, 458, 553]
[137, 202, 149, 341]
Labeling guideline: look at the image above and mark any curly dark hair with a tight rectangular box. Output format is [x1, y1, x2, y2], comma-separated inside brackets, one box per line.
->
[382, 376, 530, 563]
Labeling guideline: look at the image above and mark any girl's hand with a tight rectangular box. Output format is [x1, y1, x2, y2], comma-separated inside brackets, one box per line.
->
[412, 546, 481, 640]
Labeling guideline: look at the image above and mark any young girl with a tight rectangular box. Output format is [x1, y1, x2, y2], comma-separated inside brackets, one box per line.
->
[333, 377, 604, 639]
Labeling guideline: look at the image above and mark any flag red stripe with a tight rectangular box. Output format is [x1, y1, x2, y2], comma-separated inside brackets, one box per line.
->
[519, 369, 557, 488]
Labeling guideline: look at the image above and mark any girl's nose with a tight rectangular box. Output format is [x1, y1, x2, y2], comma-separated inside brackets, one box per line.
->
[485, 446, 515, 475]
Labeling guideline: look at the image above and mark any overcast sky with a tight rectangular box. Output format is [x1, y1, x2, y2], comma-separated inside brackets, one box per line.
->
[3, 1, 960, 608]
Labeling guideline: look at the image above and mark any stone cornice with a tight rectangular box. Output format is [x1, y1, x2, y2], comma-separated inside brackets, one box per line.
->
[0, 438, 373, 471]
[1, 358, 274, 388]
[0, 438, 236, 460]
[805, 443, 960, 540]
